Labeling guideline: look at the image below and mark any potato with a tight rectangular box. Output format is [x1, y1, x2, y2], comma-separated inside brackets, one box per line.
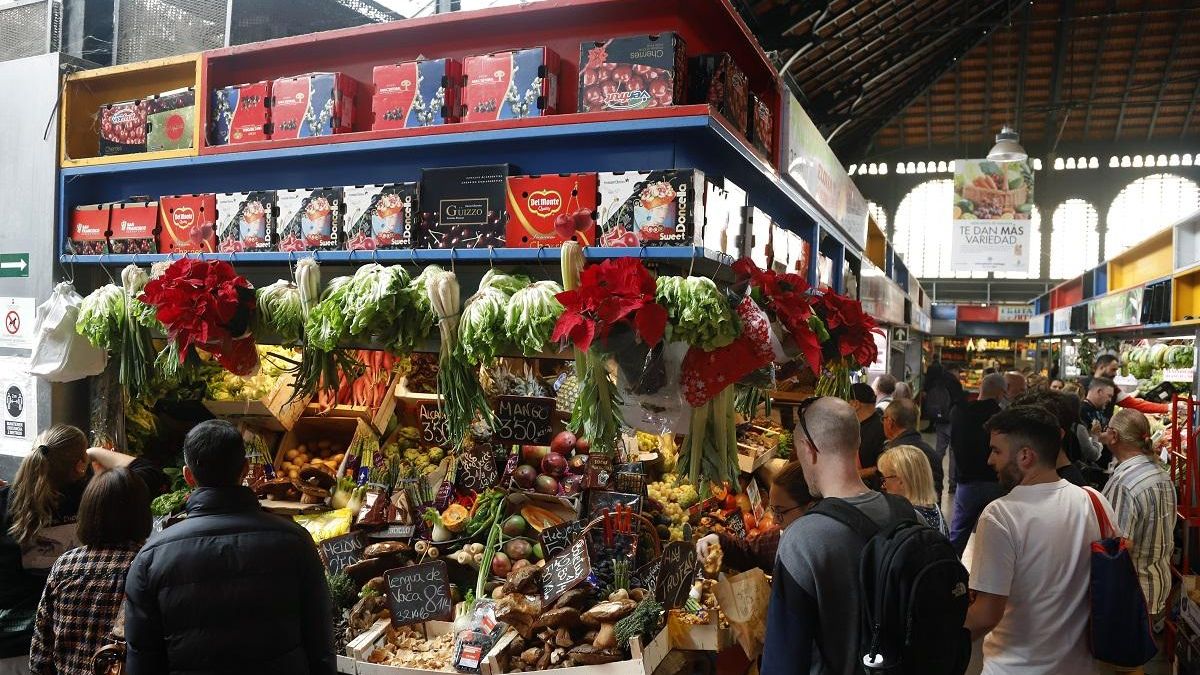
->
[288, 470, 299, 479]
[324, 460, 338, 470]
[281, 462, 294, 472]
[332, 453, 345, 463]
[296, 444, 308, 454]
[285, 449, 300, 461]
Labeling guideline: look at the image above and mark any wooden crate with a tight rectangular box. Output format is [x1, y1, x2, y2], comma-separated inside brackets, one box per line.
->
[60, 53, 203, 167]
[274, 416, 377, 477]
[203, 372, 310, 431]
[351, 620, 459, 675]
[666, 612, 734, 652]
[306, 372, 399, 435]
[481, 626, 668, 675]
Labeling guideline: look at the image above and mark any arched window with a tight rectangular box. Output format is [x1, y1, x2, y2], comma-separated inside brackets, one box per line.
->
[868, 201, 888, 234]
[1105, 174, 1200, 258]
[892, 180, 986, 279]
[994, 205, 1042, 279]
[1049, 200, 1100, 279]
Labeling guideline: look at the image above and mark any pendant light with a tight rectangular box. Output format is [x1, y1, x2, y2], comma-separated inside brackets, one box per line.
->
[987, 126, 1027, 161]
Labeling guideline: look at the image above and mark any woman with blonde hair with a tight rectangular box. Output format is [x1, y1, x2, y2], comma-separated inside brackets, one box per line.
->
[0, 427, 163, 673]
[878, 444, 949, 536]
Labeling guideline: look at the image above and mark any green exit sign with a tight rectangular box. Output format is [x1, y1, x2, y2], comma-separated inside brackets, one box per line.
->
[0, 254, 28, 278]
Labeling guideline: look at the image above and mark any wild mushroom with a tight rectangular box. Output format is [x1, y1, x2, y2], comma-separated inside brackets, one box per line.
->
[582, 599, 637, 649]
[568, 644, 625, 665]
[299, 466, 336, 490]
[364, 541, 411, 558]
[504, 564, 542, 595]
[292, 479, 330, 504]
[553, 588, 592, 611]
[255, 478, 296, 500]
[496, 595, 540, 639]
[535, 607, 582, 648]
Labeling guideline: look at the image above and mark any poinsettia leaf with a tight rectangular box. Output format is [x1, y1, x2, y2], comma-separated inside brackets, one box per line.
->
[633, 302, 668, 347]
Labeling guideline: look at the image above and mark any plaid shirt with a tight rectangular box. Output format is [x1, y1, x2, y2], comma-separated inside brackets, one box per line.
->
[30, 544, 140, 675]
[1102, 454, 1177, 615]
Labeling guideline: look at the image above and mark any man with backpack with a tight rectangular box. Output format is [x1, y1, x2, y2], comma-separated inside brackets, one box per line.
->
[762, 397, 970, 675]
[923, 364, 963, 491]
[965, 405, 1118, 674]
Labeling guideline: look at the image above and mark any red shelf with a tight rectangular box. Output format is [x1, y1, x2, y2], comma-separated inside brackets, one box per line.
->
[199, 0, 782, 163]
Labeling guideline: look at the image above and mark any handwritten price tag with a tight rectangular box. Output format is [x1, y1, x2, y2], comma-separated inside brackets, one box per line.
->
[456, 443, 499, 492]
[542, 538, 591, 604]
[319, 532, 364, 576]
[656, 541, 698, 609]
[384, 561, 453, 627]
[492, 396, 555, 445]
[419, 403, 449, 448]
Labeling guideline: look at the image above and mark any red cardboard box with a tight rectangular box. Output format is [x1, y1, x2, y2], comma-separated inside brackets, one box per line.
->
[578, 33, 687, 112]
[462, 48, 558, 122]
[277, 188, 344, 251]
[748, 94, 773, 157]
[68, 205, 111, 255]
[211, 80, 271, 145]
[271, 73, 357, 139]
[217, 191, 277, 252]
[372, 59, 461, 129]
[98, 99, 147, 156]
[689, 53, 748, 133]
[158, 194, 217, 253]
[505, 173, 598, 248]
[109, 202, 158, 254]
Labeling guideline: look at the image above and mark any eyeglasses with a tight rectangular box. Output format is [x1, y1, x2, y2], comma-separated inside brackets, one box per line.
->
[771, 504, 804, 521]
[796, 396, 821, 455]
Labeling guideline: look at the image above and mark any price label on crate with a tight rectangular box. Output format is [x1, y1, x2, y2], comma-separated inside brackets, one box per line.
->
[492, 396, 555, 445]
[540, 520, 584, 559]
[542, 537, 591, 604]
[746, 479, 765, 523]
[656, 541, 698, 610]
[384, 561, 453, 627]
[725, 510, 748, 539]
[418, 403, 449, 448]
[635, 556, 662, 596]
[319, 532, 365, 576]
[456, 443, 499, 492]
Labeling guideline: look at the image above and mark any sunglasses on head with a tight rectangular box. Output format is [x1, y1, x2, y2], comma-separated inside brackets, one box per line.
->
[796, 396, 821, 455]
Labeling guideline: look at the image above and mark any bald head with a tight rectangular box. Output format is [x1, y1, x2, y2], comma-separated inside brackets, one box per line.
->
[795, 397, 861, 459]
[980, 372, 1007, 399]
[1004, 372, 1026, 398]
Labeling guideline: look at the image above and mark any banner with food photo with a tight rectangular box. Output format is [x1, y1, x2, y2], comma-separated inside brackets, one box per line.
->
[950, 159, 1034, 272]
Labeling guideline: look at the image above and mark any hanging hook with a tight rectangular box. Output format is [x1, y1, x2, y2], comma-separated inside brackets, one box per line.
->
[449, 248, 456, 275]
[65, 253, 77, 286]
[537, 245, 552, 280]
[287, 250, 297, 281]
[487, 245, 495, 270]
[371, 246, 380, 265]
[408, 247, 418, 269]
[687, 245, 698, 278]
[101, 261, 116, 286]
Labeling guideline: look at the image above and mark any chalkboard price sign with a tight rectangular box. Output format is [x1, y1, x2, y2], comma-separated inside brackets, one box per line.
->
[614, 472, 646, 496]
[384, 561, 454, 627]
[656, 541, 698, 609]
[725, 510, 748, 539]
[319, 532, 365, 575]
[541, 537, 591, 604]
[456, 443, 499, 492]
[418, 403, 449, 448]
[539, 520, 584, 559]
[635, 556, 662, 595]
[492, 396, 555, 445]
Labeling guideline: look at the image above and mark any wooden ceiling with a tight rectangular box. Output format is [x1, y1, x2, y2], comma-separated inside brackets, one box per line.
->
[740, 0, 1200, 162]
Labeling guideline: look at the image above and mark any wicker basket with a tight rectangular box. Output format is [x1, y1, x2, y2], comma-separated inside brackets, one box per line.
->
[962, 184, 1029, 210]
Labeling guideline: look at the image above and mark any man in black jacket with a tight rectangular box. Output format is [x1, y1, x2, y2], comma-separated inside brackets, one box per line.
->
[882, 398, 944, 500]
[948, 373, 1006, 555]
[124, 420, 335, 675]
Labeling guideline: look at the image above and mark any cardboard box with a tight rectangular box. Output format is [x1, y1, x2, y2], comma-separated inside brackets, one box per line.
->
[217, 191, 277, 253]
[689, 53, 748, 133]
[666, 611, 734, 652]
[203, 371, 310, 432]
[462, 48, 559, 121]
[108, 201, 158, 255]
[481, 626, 667, 674]
[158, 194, 217, 253]
[578, 33, 687, 112]
[418, 165, 510, 248]
[272, 73, 357, 139]
[98, 99, 147, 155]
[210, 80, 272, 145]
[1182, 576, 1200, 636]
[372, 59, 461, 129]
[597, 169, 705, 246]
[305, 370, 398, 435]
[505, 173, 598, 248]
[67, 204, 111, 255]
[344, 183, 420, 251]
[277, 187, 344, 251]
[146, 87, 195, 151]
[747, 93, 773, 157]
[274, 416, 377, 475]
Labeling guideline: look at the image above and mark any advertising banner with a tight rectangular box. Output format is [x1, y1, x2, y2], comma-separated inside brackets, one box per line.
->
[951, 159, 1035, 272]
[1088, 288, 1143, 330]
[783, 96, 869, 248]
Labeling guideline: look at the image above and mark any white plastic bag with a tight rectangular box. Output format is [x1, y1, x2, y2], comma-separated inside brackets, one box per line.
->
[29, 282, 106, 382]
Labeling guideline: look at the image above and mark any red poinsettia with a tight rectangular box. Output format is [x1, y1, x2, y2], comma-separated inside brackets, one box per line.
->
[140, 258, 257, 374]
[813, 290, 883, 369]
[552, 257, 667, 352]
[733, 258, 824, 372]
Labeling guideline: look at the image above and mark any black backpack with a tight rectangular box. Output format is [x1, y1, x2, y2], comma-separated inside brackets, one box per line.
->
[810, 494, 971, 675]
[923, 385, 953, 423]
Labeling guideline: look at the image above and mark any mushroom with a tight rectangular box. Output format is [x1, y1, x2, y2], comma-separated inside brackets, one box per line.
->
[582, 599, 637, 649]
[520, 648, 541, 666]
[292, 479, 330, 504]
[364, 541, 411, 558]
[299, 466, 336, 490]
[504, 564, 542, 595]
[629, 588, 647, 602]
[553, 588, 592, 611]
[568, 644, 624, 665]
[496, 594, 541, 639]
[535, 607, 581, 648]
[255, 478, 296, 500]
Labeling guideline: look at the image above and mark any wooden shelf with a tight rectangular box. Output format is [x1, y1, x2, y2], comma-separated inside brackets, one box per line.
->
[1173, 269, 1200, 323]
[60, 53, 202, 168]
[1108, 227, 1173, 291]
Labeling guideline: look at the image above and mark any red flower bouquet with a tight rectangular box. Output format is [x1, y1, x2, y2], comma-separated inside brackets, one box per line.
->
[139, 258, 259, 375]
[733, 257, 823, 373]
[552, 257, 667, 352]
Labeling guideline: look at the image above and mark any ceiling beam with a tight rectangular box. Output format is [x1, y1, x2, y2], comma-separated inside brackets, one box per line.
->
[1043, 0, 1074, 150]
[756, 0, 827, 36]
[1147, 10, 1186, 140]
[984, 34, 994, 146]
[1081, 0, 1117, 140]
[1113, 0, 1150, 141]
[1182, 78, 1200, 138]
[1014, 2, 1031, 132]
[799, 2, 939, 92]
[926, 89, 934, 147]
[954, 62, 962, 144]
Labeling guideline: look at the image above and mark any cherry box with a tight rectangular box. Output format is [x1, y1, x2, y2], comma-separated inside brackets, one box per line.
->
[146, 87, 195, 152]
[505, 173, 598, 248]
[419, 164, 510, 248]
[578, 33, 687, 113]
[98, 99, 147, 156]
[747, 93, 773, 157]
[344, 183, 419, 250]
[109, 201, 159, 255]
[158, 194, 217, 253]
[372, 59, 461, 129]
[689, 53, 748, 133]
[271, 73, 357, 140]
[67, 204, 111, 255]
[277, 187, 344, 251]
[597, 169, 705, 247]
[217, 191, 277, 253]
[210, 81, 271, 145]
[461, 48, 559, 122]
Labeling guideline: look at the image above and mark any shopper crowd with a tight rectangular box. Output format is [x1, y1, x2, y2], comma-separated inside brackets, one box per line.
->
[0, 356, 1178, 675]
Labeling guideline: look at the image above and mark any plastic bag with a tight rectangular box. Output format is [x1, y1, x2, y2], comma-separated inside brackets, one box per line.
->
[615, 341, 690, 435]
[30, 282, 106, 382]
[293, 508, 354, 542]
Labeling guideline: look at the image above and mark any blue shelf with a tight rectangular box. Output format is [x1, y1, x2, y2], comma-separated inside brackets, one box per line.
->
[59, 246, 731, 267]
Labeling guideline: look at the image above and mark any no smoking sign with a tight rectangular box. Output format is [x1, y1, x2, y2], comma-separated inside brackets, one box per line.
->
[5, 310, 19, 334]
[0, 297, 33, 349]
